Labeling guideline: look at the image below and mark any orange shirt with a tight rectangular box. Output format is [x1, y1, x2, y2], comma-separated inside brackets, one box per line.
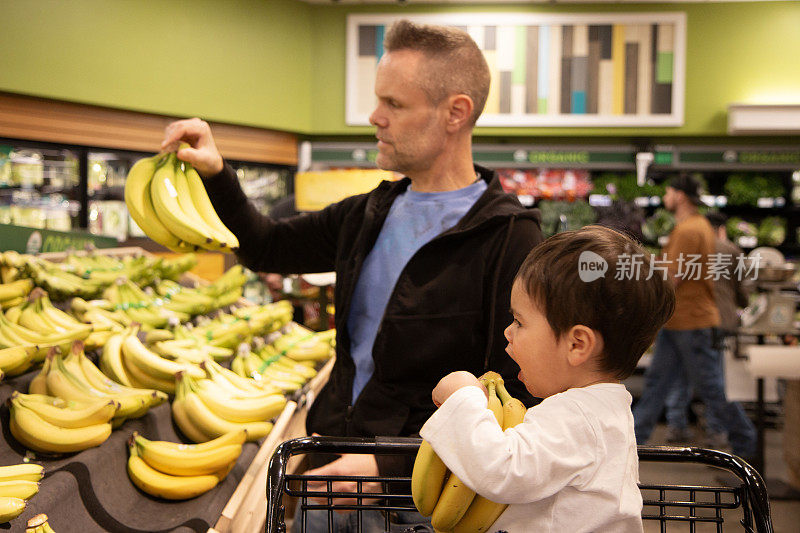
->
[663, 214, 720, 330]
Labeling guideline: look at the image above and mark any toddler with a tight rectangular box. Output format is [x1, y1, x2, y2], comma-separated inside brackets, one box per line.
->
[420, 225, 675, 532]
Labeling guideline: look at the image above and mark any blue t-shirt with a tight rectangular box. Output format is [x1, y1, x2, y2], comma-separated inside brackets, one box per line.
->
[347, 179, 488, 403]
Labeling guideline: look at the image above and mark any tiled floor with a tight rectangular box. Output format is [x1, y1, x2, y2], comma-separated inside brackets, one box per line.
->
[640, 422, 800, 532]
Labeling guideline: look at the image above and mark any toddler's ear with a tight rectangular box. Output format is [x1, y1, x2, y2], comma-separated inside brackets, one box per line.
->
[565, 325, 600, 367]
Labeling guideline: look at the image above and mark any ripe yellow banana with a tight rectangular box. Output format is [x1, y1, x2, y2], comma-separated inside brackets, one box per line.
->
[173, 162, 232, 252]
[0, 480, 39, 500]
[125, 154, 189, 252]
[143, 429, 247, 453]
[0, 279, 33, 302]
[150, 154, 219, 249]
[194, 379, 286, 423]
[430, 382, 504, 532]
[25, 513, 56, 533]
[122, 333, 204, 382]
[411, 440, 449, 517]
[452, 379, 527, 533]
[0, 464, 44, 483]
[11, 393, 117, 429]
[0, 496, 26, 523]
[99, 330, 134, 386]
[0, 345, 37, 377]
[172, 395, 213, 443]
[132, 433, 241, 476]
[178, 373, 272, 442]
[126, 441, 219, 500]
[9, 401, 111, 453]
[183, 162, 239, 251]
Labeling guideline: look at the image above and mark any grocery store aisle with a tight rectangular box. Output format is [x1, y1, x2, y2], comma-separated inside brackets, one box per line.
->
[640, 423, 800, 532]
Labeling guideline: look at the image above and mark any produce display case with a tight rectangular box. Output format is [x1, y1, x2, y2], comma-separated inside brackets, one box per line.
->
[0, 246, 335, 532]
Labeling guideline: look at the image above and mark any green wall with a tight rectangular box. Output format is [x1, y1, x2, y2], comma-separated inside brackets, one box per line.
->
[1, 1, 799, 139]
[0, 0, 313, 133]
[308, 1, 800, 138]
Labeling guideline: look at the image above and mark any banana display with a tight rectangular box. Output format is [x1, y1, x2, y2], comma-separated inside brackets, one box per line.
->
[0, 250, 197, 301]
[411, 372, 527, 533]
[25, 513, 56, 533]
[126, 430, 244, 500]
[0, 464, 43, 525]
[125, 151, 239, 254]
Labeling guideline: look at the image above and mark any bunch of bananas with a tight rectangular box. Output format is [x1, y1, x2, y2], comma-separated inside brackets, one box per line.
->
[0, 279, 33, 310]
[8, 391, 115, 454]
[412, 372, 527, 533]
[29, 342, 167, 430]
[0, 463, 43, 524]
[25, 513, 56, 533]
[125, 151, 238, 254]
[126, 430, 244, 500]
[0, 299, 92, 364]
[172, 369, 278, 443]
[0, 345, 38, 381]
[1, 252, 107, 301]
[13, 288, 113, 350]
[98, 328, 204, 395]
[103, 278, 187, 330]
[70, 297, 130, 333]
[231, 345, 318, 392]
[271, 323, 336, 362]
[152, 264, 247, 317]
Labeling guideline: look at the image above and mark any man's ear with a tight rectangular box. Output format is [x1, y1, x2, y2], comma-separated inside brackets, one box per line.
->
[445, 94, 474, 132]
[565, 325, 601, 367]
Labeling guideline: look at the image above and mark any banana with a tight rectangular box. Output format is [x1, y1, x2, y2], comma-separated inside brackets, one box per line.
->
[122, 354, 176, 394]
[183, 162, 239, 251]
[177, 373, 272, 442]
[0, 279, 33, 302]
[173, 161, 231, 252]
[0, 464, 44, 483]
[126, 441, 219, 500]
[122, 333, 204, 382]
[0, 345, 37, 376]
[141, 429, 247, 453]
[0, 496, 25, 523]
[193, 379, 286, 423]
[25, 514, 55, 533]
[0, 480, 39, 500]
[125, 155, 188, 252]
[11, 393, 117, 429]
[150, 154, 219, 248]
[28, 353, 51, 395]
[9, 401, 111, 454]
[411, 440, 449, 517]
[99, 331, 134, 386]
[132, 433, 241, 476]
[46, 349, 149, 418]
[172, 395, 212, 443]
[452, 379, 527, 533]
[77, 346, 166, 406]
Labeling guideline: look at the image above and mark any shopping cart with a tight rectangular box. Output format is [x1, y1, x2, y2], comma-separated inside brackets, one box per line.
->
[266, 436, 773, 533]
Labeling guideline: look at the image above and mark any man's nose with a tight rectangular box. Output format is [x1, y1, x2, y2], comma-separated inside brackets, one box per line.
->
[369, 107, 386, 128]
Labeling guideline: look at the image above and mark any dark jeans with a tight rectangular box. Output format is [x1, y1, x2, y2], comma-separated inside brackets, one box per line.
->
[633, 328, 756, 458]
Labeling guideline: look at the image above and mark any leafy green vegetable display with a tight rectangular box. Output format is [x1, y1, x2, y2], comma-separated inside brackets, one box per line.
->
[590, 173, 666, 202]
[724, 174, 784, 206]
[726, 216, 758, 240]
[756, 216, 787, 246]
[642, 208, 675, 243]
[537, 200, 597, 237]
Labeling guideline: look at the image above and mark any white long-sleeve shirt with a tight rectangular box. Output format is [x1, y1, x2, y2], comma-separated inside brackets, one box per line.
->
[419, 383, 643, 533]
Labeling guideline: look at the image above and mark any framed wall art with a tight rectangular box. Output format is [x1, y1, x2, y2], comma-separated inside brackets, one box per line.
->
[346, 12, 686, 127]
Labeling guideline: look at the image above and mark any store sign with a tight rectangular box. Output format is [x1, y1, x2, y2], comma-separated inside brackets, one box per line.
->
[0, 223, 117, 254]
[657, 146, 800, 169]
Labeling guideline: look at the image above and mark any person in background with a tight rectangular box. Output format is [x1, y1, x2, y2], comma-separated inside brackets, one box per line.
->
[662, 211, 750, 447]
[423, 226, 675, 532]
[633, 175, 757, 465]
[161, 19, 542, 532]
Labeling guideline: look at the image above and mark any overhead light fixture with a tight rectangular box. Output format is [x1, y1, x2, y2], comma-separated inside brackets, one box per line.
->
[728, 103, 800, 135]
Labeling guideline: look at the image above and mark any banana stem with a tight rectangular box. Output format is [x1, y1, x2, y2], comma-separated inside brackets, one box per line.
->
[495, 379, 513, 404]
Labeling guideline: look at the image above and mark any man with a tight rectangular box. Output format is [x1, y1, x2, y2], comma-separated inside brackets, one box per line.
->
[162, 20, 542, 530]
[662, 211, 750, 446]
[633, 175, 756, 464]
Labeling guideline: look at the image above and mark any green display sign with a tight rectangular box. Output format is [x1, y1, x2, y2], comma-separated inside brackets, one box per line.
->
[0, 224, 117, 254]
[659, 146, 800, 169]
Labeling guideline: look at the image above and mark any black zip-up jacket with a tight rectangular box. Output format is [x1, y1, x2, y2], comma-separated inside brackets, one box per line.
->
[205, 163, 543, 474]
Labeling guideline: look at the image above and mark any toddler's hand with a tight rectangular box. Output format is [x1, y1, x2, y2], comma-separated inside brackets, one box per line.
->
[432, 371, 487, 407]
